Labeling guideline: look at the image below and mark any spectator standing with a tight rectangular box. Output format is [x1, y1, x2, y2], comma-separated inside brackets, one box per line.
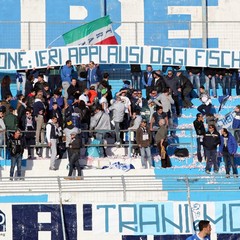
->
[142, 65, 154, 99]
[164, 70, 181, 117]
[177, 71, 193, 108]
[157, 88, 174, 127]
[186, 220, 211, 240]
[130, 64, 142, 90]
[67, 78, 81, 101]
[60, 60, 73, 99]
[136, 118, 153, 169]
[1, 75, 12, 100]
[21, 109, 36, 159]
[151, 70, 166, 94]
[46, 116, 61, 170]
[0, 110, 6, 158]
[155, 119, 171, 168]
[236, 69, 240, 96]
[186, 66, 202, 95]
[204, 67, 217, 98]
[16, 70, 27, 96]
[219, 128, 238, 178]
[203, 124, 221, 174]
[24, 74, 34, 97]
[98, 72, 113, 105]
[87, 61, 102, 90]
[193, 113, 206, 162]
[46, 66, 61, 95]
[65, 132, 82, 180]
[90, 105, 111, 158]
[109, 96, 125, 145]
[4, 106, 18, 136]
[197, 86, 212, 116]
[7, 129, 25, 180]
[232, 105, 240, 144]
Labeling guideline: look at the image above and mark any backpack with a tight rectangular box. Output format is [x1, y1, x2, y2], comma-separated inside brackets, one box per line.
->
[174, 148, 189, 158]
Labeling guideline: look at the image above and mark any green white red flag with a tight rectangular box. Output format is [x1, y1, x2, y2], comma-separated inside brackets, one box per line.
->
[62, 15, 118, 46]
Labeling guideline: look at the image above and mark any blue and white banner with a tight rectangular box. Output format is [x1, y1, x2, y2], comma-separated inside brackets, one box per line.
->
[1, 45, 240, 70]
[0, 201, 240, 239]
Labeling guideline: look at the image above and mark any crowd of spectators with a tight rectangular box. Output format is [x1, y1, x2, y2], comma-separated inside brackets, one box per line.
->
[0, 61, 240, 177]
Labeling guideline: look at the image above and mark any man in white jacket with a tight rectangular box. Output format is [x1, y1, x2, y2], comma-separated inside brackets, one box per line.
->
[46, 116, 60, 170]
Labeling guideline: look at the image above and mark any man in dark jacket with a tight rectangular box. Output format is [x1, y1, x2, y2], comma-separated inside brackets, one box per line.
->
[164, 70, 181, 116]
[65, 132, 82, 179]
[219, 128, 238, 178]
[203, 124, 221, 174]
[136, 119, 153, 169]
[7, 129, 25, 180]
[151, 70, 166, 94]
[193, 113, 206, 162]
[177, 71, 193, 108]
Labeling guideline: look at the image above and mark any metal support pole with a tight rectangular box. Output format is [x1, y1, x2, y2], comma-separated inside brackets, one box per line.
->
[202, 0, 208, 48]
[57, 177, 67, 240]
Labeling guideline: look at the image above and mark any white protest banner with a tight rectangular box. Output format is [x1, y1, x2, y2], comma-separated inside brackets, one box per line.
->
[1, 45, 240, 70]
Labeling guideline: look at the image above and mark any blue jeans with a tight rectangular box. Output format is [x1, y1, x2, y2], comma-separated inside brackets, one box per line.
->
[205, 149, 218, 172]
[131, 73, 142, 90]
[222, 152, 238, 175]
[10, 153, 22, 177]
[140, 146, 152, 168]
[189, 74, 200, 94]
[222, 76, 232, 96]
[205, 75, 217, 97]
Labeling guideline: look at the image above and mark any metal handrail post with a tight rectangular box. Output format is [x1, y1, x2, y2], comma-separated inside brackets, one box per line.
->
[3, 131, 6, 160]
[121, 175, 127, 201]
[57, 177, 67, 240]
[128, 129, 132, 158]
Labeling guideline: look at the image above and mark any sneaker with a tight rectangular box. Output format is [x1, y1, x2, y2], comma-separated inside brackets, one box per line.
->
[49, 167, 57, 171]
[226, 174, 230, 178]
[115, 141, 121, 145]
[233, 174, 238, 178]
[214, 170, 219, 173]
[75, 176, 82, 180]
[205, 170, 210, 174]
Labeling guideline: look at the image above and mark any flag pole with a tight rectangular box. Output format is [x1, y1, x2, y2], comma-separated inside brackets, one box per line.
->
[47, 34, 63, 48]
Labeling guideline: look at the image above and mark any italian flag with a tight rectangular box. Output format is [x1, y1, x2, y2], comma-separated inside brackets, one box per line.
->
[62, 15, 118, 46]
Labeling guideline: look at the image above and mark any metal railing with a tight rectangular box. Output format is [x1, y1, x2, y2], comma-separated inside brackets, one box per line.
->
[1, 127, 194, 159]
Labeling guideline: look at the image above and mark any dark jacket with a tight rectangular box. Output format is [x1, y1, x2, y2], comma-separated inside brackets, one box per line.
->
[136, 126, 151, 148]
[7, 134, 25, 156]
[203, 129, 221, 150]
[69, 135, 82, 154]
[179, 74, 193, 90]
[151, 77, 166, 93]
[219, 132, 238, 155]
[193, 119, 206, 136]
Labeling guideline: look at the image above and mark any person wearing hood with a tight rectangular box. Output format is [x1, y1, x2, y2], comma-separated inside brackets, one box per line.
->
[219, 128, 238, 178]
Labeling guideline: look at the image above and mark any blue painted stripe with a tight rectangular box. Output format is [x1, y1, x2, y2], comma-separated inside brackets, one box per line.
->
[0, 195, 48, 203]
[83, 204, 92, 230]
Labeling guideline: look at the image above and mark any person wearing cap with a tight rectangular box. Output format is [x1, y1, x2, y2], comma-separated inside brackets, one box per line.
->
[99, 88, 109, 113]
[65, 131, 83, 179]
[136, 118, 153, 169]
[155, 119, 171, 168]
